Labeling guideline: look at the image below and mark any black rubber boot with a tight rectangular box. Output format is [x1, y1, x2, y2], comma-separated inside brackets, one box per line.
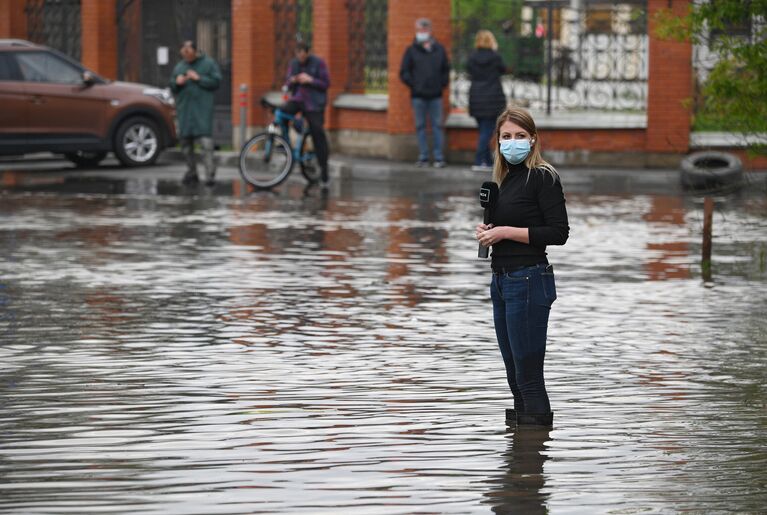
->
[505, 408, 516, 426]
[516, 411, 553, 427]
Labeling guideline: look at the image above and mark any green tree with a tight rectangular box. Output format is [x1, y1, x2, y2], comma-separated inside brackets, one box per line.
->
[655, 1, 767, 154]
[451, 0, 523, 70]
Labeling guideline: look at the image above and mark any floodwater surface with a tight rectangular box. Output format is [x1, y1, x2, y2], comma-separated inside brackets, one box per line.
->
[1, 172, 766, 513]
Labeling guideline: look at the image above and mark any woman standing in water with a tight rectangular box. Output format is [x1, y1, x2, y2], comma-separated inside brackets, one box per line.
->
[475, 106, 569, 426]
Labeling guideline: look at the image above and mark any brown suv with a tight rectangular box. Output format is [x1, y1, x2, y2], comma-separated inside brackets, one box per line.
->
[0, 39, 176, 167]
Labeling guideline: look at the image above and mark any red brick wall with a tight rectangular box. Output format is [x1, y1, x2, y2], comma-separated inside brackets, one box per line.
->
[449, 128, 647, 153]
[646, 0, 693, 153]
[313, 0, 349, 130]
[0, 0, 26, 39]
[543, 130, 647, 151]
[335, 109, 387, 132]
[731, 150, 767, 171]
[231, 0, 277, 129]
[80, 0, 117, 79]
[387, 0, 451, 135]
[7, 0, 764, 169]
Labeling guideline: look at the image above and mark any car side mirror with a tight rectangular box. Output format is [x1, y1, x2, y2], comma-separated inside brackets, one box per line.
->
[82, 71, 96, 86]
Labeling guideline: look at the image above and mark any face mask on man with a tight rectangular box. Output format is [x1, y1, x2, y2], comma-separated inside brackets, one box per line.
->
[499, 139, 532, 165]
[415, 32, 430, 43]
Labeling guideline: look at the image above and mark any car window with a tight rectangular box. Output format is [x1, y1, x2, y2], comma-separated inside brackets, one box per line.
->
[14, 52, 83, 84]
[0, 53, 22, 81]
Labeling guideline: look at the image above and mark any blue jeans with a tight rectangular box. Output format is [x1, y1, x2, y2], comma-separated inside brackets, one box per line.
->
[474, 117, 495, 166]
[411, 97, 444, 162]
[490, 263, 557, 414]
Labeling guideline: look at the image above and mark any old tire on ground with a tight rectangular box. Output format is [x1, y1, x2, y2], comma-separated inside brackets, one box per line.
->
[64, 151, 107, 168]
[680, 151, 743, 190]
[114, 116, 161, 167]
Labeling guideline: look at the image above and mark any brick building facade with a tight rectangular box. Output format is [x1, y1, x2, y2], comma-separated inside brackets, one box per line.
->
[1, 0, 764, 169]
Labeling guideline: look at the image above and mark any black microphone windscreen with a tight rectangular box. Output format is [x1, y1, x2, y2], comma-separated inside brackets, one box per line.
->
[479, 181, 499, 207]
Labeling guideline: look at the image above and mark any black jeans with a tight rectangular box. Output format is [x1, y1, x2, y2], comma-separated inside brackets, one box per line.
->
[282, 101, 329, 182]
[490, 263, 557, 414]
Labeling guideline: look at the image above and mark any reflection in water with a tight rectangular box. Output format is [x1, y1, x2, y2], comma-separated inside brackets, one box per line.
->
[0, 175, 766, 513]
[484, 426, 550, 514]
[644, 196, 691, 280]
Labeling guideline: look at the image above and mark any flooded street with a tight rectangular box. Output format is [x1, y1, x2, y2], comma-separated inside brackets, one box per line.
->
[1, 169, 766, 513]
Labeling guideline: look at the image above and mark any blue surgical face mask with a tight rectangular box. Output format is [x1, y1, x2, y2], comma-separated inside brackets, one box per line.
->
[499, 139, 532, 165]
[415, 32, 430, 43]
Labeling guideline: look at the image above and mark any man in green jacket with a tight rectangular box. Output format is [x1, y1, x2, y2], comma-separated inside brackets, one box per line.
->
[169, 40, 222, 186]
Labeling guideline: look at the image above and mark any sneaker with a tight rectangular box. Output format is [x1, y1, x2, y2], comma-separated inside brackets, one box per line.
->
[432, 160, 447, 168]
[182, 171, 199, 185]
[320, 179, 329, 190]
[204, 176, 216, 187]
[415, 160, 429, 168]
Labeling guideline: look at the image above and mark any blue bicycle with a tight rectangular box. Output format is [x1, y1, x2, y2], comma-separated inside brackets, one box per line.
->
[238, 98, 320, 189]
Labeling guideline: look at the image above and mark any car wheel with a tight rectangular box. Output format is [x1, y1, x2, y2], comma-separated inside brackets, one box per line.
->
[64, 151, 108, 168]
[114, 116, 161, 167]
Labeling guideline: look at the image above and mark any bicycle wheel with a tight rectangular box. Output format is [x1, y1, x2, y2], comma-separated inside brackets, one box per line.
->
[239, 133, 293, 189]
[298, 132, 321, 184]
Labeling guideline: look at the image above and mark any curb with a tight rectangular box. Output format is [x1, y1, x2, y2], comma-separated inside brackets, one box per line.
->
[162, 148, 491, 184]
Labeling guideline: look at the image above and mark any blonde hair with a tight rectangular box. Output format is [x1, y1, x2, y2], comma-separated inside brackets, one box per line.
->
[492, 106, 559, 185]
[474, 30, 498, 51]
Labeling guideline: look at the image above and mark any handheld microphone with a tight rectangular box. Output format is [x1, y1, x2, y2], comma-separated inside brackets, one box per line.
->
[478, 181, 498, 259]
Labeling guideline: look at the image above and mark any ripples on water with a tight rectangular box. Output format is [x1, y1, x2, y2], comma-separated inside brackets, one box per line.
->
[1, 175, 766, 513]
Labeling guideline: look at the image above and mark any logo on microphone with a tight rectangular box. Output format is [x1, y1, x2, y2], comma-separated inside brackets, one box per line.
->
[479, 187, 490, 205]
[479, 181, 498, 208]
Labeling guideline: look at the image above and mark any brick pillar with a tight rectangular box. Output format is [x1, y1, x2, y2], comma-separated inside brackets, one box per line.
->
[387, 0, 451, 160]
[646, 0, 693, 154]
[312, 0, 349, 130]
[0, 0, 27, 39]
[231, 0, 277, 147]
[80, 0, 117, 79]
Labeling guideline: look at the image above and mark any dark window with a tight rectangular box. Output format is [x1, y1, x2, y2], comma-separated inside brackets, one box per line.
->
[14, 51, 82, 84]
[0, 53, 22, 81]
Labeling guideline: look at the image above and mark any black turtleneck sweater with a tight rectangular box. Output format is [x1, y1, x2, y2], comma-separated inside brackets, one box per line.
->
[490, 163, 570, 269]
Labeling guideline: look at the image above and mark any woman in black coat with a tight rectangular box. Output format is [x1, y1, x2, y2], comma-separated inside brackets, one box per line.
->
[467, 30, 508, 171]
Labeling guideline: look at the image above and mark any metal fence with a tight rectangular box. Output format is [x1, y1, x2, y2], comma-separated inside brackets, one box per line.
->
[346, 0, 388, 93]
[273, 0, 313, 88]
[451, 0, 648, 114]
[25, 0, 81, 60]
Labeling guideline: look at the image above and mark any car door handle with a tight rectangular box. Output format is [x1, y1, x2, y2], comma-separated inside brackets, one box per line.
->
[30, 95, 45, 105]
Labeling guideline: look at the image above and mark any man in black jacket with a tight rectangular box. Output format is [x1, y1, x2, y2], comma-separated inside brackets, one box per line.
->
[399, 18, 450, 168]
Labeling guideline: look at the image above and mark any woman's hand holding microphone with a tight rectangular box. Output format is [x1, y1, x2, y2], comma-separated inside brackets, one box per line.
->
[477, 224, 499, 247]
[476, 224, 530, 246]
